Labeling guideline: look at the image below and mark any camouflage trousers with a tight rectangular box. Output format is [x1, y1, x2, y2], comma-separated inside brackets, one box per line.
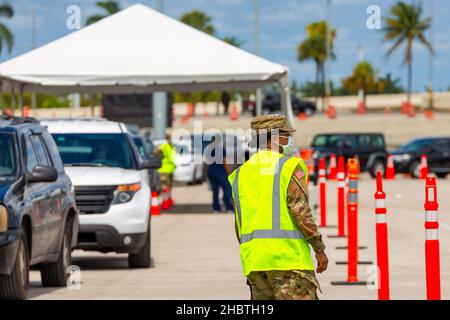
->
[160, 173, 173, 190]
[247, 270, 320, 300]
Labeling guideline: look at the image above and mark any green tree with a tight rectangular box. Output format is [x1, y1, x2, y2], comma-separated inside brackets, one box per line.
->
[297, 21, 336, 110]
[377, 73, 404, 94]
[223, 36, 243, 48]
[0, 2, 14, 57]
[180, 10, 215, 35]
[342, 61, 377, 107]
[86, 1, 121, 26]
[383, 1, 433, 103]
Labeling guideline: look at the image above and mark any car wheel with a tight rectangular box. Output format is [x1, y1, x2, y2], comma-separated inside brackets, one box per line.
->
[370, 160, 386, 178]
[436, 172, 448, 179]
[128, 222, 151, 268]
[0, 231, 29, 300]
[40, 220, 72, 287]
[409, 161, 421, 179]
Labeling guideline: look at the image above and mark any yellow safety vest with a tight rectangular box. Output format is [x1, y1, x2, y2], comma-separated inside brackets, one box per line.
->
[158, 143, 176, 174]
[228, 150, 314, 276]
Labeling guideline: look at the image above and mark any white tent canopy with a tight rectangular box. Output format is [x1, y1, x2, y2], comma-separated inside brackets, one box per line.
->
[0, 3, 290, 93]
[0, 3, 295, 124]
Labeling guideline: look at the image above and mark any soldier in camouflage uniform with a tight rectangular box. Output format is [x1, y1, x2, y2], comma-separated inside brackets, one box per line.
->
[231, 114, 328, 300]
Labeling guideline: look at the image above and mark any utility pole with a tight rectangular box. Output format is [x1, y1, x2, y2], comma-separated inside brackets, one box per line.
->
[324, 0, 332, 113]
[156, 0, 164, 13]
[253, 0, 262, 116]
[428, 0, 434, 110]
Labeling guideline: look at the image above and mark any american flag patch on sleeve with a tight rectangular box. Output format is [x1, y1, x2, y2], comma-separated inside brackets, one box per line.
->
[294, 169, 305, 180]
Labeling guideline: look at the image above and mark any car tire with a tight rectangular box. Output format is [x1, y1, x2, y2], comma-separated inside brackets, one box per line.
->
[128, 222, 151, 268]
[40, 220, 72, 287]
[370, 160, 386, 178]
[0, 231, 30, 300]
[409, 161, 421, 179]
[436, 172, 448, 179]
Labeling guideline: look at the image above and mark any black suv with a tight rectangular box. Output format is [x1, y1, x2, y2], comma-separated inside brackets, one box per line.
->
[262, 93, 316, 116]
[310, 133, 388, 179]
[0, 116, 78, 300]
[391, 137, 450, 179]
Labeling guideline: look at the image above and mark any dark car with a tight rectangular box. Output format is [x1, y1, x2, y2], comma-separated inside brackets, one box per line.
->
[0, 116, 78, 300]
[310, 133, 388, 180]
[262, 93, 316, 116]
[391, 137, 450, 179]
[133, 135, 162, 193]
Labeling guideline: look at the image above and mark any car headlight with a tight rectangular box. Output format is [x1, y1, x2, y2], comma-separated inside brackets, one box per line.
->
[113, 183, 141, 204]
[0, 205, 7, 233]
[393, 154, 410, 162]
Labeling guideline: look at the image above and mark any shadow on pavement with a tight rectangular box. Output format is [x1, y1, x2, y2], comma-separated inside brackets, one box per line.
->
[28, 281, 63, 299]
[71, 255, 130, 270]
[164, 203, 216, 214]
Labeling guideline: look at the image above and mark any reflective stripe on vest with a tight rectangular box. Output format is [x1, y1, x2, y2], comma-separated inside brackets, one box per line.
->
[232, 155, 304, 244]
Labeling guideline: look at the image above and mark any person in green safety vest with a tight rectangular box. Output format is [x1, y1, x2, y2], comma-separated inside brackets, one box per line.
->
[155, 133, 176, 207]
[228, 114, 328, 300]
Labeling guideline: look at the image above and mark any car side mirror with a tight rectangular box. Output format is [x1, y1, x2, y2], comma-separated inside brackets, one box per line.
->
[27, 165, 58, 183]
[141, 155, 162, 170]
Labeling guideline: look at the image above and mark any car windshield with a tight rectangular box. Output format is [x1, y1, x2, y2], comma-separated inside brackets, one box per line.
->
[401, 139, 432, 152]
[0, 133, 16, 178]
[52, 133, 135, 169]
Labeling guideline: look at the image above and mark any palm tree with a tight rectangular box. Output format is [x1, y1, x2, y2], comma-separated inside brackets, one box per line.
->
[223, 36, 243, 48]
[180, 10, 215, 35]
[297, 21, 336, 110]
[0, 2, 14, 57]
[342, 61, 377, 107]
[383, 1, 433, 103]
[86, 1, 121, 26]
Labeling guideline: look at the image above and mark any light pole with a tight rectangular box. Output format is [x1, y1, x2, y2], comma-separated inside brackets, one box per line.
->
[20, 0, 37, 109]
[428, 0, 434, 110]
[324, 0, 332, 112]
[156, 0, 164, 13]
[253, 0, 262, 116]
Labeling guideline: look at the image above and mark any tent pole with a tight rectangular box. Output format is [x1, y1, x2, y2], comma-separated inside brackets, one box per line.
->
[18, 86, 24, 116]
[11, 86, 16, 115]
[152, 92, 168, 140]
[280, 74, 295, 129]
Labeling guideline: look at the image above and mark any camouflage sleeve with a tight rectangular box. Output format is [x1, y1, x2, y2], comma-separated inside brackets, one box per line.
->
[287, 165, 326, 253]
[154, 146, 163, 157]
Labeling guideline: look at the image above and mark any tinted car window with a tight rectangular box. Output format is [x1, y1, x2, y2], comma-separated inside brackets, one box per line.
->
[342, 135, 358, 149]
[31, 134, 51, 166]
[133, 136, 149, 158]
[432, 139, 449, 152]
[358, 135, 372, 147]
[25, 135, 39, 173]
[0, 133, 16, 177]
[52, 134, 136, 169]
[371, 135, 385, 148]
[42, 131, 65, 173]
[402, 139, 433, 152]
[312, 135, 328, 147]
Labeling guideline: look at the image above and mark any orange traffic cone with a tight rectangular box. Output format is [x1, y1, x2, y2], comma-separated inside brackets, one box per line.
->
[161, 187, 170, 210]
[328, 153, 337, 180]
[384, 106, 392, 115]
[168, 188, 174, 208]
[419, 154, 429, 179]
[407, 103, 416, 117]
[151, 192, 160, 216]
[326, 105, 337, 119]
[385, 154, 395, 180]
[230, 105, 239, 121]
[425, 109, 434, 119]
[297, 112, 307, 121]
[357, 101, 366, 115]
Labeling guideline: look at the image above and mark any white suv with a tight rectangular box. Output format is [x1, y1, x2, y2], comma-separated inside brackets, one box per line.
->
[42, 119, 153, 268]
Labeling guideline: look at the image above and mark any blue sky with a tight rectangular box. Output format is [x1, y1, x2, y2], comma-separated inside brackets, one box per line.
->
[5, 0, 450, 91]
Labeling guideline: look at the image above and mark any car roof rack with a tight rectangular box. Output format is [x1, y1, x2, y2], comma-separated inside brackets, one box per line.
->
[0, 114, 40, 125]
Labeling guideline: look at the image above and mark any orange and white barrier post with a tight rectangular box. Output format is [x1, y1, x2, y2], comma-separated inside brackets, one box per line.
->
[319, 158, 327, 227]
[151, 192, 161, 216]
[424, 177, 441, 300]
[161, 187, 170, 210]
[385, 154, 395, 180]
[374, 171, 390, 300]
[347, 158, 360, 283]
[420, 154, 429, 179]
[337, 156, 346, 237]
[328, 153, 337, 180]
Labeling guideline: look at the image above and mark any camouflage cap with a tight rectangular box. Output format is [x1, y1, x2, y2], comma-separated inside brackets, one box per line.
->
[250, 114, 296, 134]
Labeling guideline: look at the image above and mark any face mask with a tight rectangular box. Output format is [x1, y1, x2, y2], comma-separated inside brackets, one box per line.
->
[279, 136, 295, 156]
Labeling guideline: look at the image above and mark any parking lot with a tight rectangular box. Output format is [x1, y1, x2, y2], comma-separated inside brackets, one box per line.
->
[28, 174, 450, 300]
